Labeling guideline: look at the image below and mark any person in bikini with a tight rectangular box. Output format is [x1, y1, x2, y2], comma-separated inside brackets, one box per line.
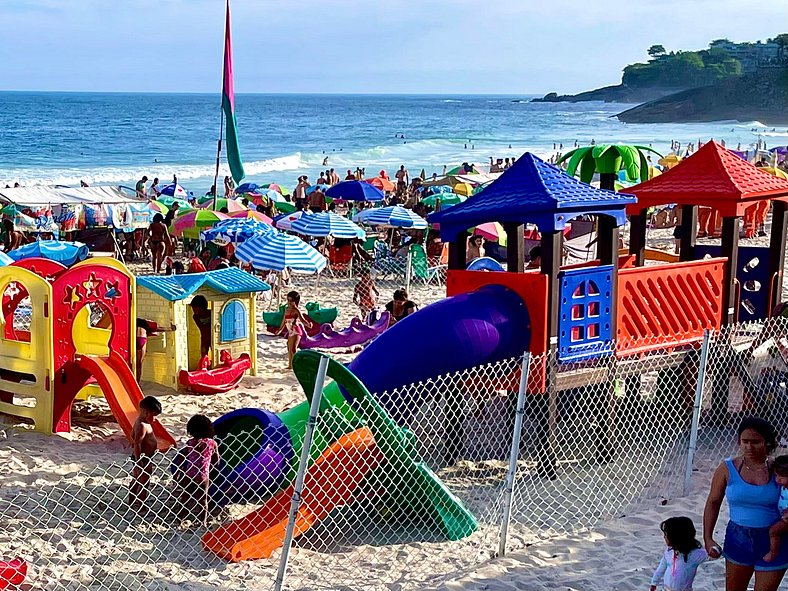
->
[147, 213, 170, 274]
[277, 290, 311, 370]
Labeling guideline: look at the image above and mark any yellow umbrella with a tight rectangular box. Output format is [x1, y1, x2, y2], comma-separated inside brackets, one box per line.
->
[762, 166, 788, 180]
[453, 183, 474, 197]
[657, 153, 682, 169]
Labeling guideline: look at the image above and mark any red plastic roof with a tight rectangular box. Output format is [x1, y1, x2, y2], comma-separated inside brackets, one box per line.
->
[627, 141, 788, 217]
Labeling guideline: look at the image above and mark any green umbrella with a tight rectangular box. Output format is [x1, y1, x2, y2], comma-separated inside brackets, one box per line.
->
[421, 194, 466, 208]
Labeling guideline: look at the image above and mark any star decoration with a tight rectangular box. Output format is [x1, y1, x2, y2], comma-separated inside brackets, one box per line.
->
[62, 285, 81, 306]
[104, 280, 120, 299]
[82, 274, 102, 299]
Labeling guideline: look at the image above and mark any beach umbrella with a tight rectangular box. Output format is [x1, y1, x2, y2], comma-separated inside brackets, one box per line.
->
[251, 189, 286, 204]
[273, 210, 308, 231]
[154, 195, 190, 209]
[306, 184, 330, 196]
[261, 183, 289, 196]
[9, 240, 89, 266]
[291, 211, 365, 239]
[0, 251, 13, 267]
[201, 218, 274, 243]
[235, 182, 260, 194]
[228, 209, 274, 224]
[326, 180, 385, 202]
[421, 193, 466, 208]
[148, 201, 169, 215]
[453, 183, 474, 197]
[199, 198, 248, 212]
[769, 146, 788, 155]
[173, 209, 230, 237]
[274, 201, 296, 214]
[473, 222, 508, 246]
[156, 183, 190, 199]
[364, 177, 395, 192]
[364, 205, 427, 229]
[446, 164, 481, 175]
[236, 232, 327, 273]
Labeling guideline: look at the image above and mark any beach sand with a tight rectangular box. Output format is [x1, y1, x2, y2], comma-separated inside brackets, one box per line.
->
[0, 222, 784, 590]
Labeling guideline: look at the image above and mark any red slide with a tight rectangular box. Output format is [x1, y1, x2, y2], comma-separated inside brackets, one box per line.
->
[75, 352, 176, 452]
[0, 558, 27, 590]
[202, 427, 384, 562]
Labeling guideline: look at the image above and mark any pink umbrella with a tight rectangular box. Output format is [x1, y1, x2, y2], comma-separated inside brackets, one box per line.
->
[228, 209, 274, 225]
[199, 198, 248, 213]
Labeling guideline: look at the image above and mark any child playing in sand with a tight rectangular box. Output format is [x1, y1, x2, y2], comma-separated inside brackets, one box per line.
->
[129, 396, 162, 510]
[650, 516, 711, 591]
[764, 455, 788, 562]
[353, 268, 379, 321]
[173, 414, 219, 526]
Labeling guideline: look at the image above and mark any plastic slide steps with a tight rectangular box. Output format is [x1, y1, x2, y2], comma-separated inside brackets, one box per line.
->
[75, 352, 176, 451]
[202, 426, 384, 562]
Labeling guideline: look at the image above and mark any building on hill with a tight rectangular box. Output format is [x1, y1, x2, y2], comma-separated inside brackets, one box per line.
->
[709, 39, 781, 72]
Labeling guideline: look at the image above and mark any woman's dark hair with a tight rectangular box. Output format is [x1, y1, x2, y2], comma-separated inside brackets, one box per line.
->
[774, 455, 788, 477]
[136, 318, 150, 331]
[152, 213, 164, 223]
[660, 517, 701, 562]
[738, 416, 778, 453]
[216, 246, 228, 258]
[287, 290, 300, 305]
[393, 289, 405, 301]
[186, 414, 214, 439]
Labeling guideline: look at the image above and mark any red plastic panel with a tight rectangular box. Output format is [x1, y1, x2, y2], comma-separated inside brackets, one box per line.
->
[617, 258, 725, 355]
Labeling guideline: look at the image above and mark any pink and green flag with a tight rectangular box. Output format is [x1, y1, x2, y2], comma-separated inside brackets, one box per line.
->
[222, 0, 245, 184]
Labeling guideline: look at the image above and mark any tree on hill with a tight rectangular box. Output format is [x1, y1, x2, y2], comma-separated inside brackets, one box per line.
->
[647, 44, 667, 59]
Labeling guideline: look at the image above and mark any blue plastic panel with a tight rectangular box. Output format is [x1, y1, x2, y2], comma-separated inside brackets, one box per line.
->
[557, 265, 614, 363]
[695, 244, 772, 322]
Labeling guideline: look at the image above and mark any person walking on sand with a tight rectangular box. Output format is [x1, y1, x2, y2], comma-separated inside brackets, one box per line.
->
[147, 213, 170, 274]
[129, 396, 162, 510]
[395, 165, 409, 186]
[277, 290, 311, 370]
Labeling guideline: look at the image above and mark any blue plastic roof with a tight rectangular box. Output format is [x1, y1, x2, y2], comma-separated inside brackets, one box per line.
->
[429, 153, 637, 240]
[137, 267, 270, 302]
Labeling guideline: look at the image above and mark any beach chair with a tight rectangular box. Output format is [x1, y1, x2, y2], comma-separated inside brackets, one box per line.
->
[328, 244, 353, 276]
[409, 243, 446, 285]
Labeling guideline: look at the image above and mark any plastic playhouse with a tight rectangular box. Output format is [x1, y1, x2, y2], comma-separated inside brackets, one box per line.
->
[136, 267, 269, 394]
[198, 143, 788, 561]
[0, 256, 174, 448]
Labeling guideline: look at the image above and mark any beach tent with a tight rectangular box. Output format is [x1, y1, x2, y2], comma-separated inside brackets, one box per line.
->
[0, 186, 145, 207]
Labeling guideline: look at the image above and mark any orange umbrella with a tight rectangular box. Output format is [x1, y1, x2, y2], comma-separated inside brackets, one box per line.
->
[365, 177, 395, 192]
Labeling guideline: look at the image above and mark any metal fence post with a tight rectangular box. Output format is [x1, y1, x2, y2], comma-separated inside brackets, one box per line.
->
[684, 330, 711, 495]
[405, 247, 413, 294]
[499, 352, 531, 557]
[274, 354, 329, 591]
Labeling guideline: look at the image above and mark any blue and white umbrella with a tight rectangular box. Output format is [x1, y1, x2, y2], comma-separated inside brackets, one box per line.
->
[235, 182, 260, 194]
[326, 180, 385, 202]
[273, 210, 308, 231]
[0, 251, 14, 267]
[236, 232, 327, 273]
[363, 205, 428, 229]
[9, 240, 90, 266]
[200, 218, 274, 243]
[156, 183, 190, 199]
[290, 212, 365, 239]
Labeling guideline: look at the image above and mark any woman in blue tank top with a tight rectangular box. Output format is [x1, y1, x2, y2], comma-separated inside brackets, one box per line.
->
[704, 417, 787, 591]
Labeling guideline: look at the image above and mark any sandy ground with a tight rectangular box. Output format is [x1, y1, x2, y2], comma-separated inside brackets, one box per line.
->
[0, 219, 786, 590]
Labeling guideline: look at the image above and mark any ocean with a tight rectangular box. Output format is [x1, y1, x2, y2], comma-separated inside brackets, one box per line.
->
[1, 92, 785, 192]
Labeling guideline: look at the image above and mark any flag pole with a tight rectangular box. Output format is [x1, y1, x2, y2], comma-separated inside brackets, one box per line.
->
[212, 0, 229, 212]
[213, 114, 223, 212]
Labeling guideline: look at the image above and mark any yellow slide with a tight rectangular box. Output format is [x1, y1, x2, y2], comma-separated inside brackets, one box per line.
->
[76, 352, 176, 451]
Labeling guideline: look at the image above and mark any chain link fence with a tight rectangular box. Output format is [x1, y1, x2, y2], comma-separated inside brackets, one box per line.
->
[4, 319, 788, 590]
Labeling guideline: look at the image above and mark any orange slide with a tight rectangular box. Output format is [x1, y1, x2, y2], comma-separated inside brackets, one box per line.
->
[75, 352, 176, 451]
[202, 427, 384, 562]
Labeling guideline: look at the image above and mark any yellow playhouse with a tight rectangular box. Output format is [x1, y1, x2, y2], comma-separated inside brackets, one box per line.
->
[136, 267, 269, 393]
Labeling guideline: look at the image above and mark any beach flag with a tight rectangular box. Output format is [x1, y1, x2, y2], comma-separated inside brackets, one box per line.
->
[222, 0, 245, 184]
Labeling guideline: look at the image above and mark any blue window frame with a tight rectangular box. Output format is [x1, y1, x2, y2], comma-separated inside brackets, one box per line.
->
[220, 300, 248, 342]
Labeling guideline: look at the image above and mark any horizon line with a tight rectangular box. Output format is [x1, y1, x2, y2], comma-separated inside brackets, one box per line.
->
[0, 89, 543, 97]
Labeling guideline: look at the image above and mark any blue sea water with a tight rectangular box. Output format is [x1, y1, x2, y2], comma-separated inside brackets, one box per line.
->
[0, 92, 785, 192]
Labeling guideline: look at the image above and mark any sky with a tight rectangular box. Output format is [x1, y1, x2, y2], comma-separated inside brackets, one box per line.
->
[0, 0, 785, 95]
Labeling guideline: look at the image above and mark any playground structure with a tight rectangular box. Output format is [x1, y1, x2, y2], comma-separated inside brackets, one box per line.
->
[298, 311, 390, 350]
[136, 267, 269, 393]
[0, 256, 174, 448]
[263, 301, 338, 336]
[196, 146, 788, 561]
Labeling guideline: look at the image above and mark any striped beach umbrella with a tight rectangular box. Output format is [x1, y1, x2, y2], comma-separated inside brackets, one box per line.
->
[236, 232, 327, 273]
[228, 209, 274, 224]
[173, 209, 230, 237]
[363, 205, 428, 229]
[421, 193, 466, 208]
[273, 210, 308, 231]
[156, 183, 190, 199]
[199, 198, 248, 212]
[201, 218, 274, 243]
[291, 211, 365, 239]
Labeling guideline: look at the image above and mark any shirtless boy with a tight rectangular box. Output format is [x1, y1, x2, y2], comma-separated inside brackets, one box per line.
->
[129, 396, 163, 510]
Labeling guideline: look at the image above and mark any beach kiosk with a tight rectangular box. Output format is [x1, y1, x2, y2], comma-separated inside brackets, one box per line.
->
[136, 268, 269, 392]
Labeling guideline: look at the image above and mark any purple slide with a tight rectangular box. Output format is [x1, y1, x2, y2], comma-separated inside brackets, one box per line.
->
[299, 312, 390, 350]
[345, 284, 531, 412]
